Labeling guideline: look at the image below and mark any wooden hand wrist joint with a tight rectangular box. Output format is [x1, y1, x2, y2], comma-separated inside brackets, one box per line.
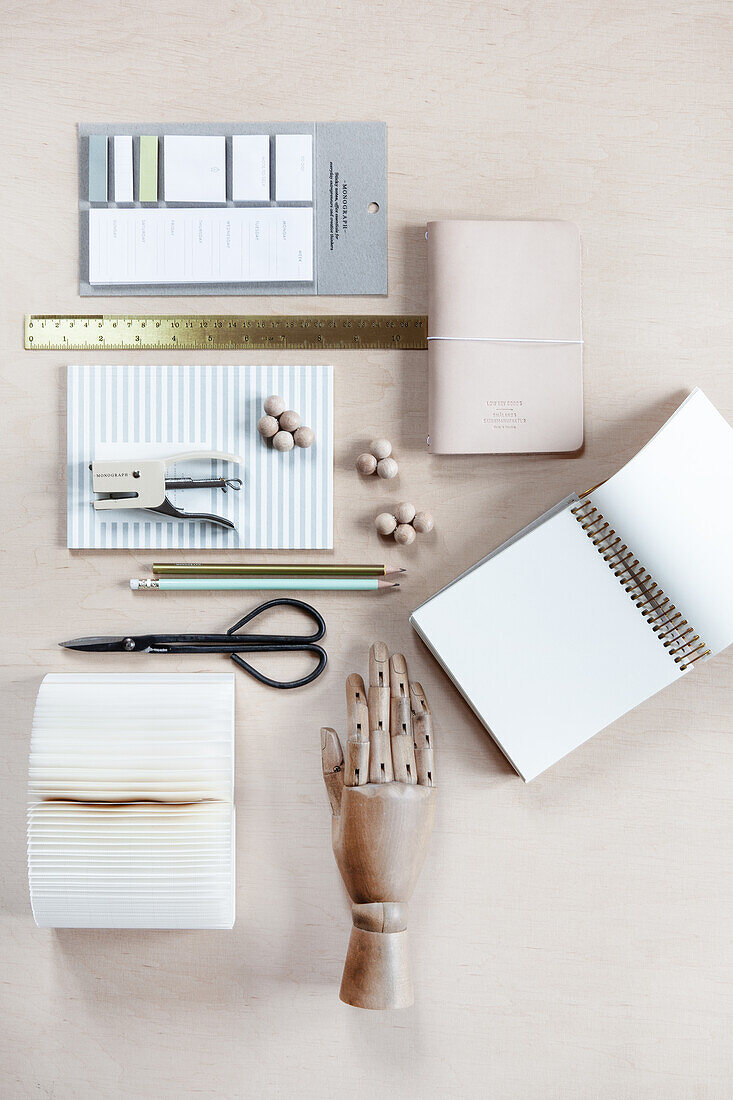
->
[351, 901, 408, 934]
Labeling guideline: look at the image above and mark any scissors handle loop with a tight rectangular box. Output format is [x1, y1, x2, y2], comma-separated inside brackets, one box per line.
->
[227, 599, 327, 688]
[230, 644, 327, 689]
[227, 598, 326, 643]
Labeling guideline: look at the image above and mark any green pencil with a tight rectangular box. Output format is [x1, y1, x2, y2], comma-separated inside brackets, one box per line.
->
[131, 578, 399, 592]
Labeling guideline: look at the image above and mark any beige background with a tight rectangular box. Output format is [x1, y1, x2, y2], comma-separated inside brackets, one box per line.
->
[1, 1, 731, 1097]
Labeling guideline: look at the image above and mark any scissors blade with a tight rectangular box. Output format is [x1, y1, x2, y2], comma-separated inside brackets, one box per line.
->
[59, 636, 149, 652]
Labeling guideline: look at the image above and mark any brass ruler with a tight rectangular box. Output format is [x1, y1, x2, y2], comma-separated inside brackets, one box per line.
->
[24, 314, 428, 351]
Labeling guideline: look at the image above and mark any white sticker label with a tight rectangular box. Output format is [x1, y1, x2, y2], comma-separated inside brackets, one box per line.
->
[275, 134, 313, 201]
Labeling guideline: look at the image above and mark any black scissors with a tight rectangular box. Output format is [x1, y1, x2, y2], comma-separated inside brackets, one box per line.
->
[59, 598, 327, 689]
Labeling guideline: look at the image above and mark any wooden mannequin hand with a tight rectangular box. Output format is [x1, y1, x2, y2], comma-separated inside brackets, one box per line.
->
[320, 643, 436, 1009]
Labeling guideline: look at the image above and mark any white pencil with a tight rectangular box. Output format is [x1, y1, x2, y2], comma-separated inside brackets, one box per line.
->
[130, 578, 399, 592]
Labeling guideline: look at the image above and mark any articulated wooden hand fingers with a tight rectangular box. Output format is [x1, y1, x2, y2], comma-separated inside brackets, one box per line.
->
[321, 727, 344, 815]
[410, 681, 435, 787]
[390, 654, 418, 784]
[368, 642, 394, 783]
[344, 673, 369, 786]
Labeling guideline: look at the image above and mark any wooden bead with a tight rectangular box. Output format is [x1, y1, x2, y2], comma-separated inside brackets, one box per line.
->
[293, 426, 315, 449]
[376, 457, 399, 480]
[413, 510, 434, 533]
[394, 523, 416, 545]
[257, 414, 279, 439]
[369, 438, 392, 460]
[272, 430, 295, 452]
[394, 502, 416, 524]
[374, 512, 397, 536]
[263, 394, 286, 417]
[356, 452, 378, 475]
[279, 409, 301, 432]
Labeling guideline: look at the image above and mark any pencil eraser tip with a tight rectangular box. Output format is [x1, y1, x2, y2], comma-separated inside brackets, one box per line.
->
[130, 579, 139, 590]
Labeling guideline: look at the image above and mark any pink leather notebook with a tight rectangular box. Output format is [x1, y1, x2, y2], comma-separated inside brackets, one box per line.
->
[427, 220, 583, 454]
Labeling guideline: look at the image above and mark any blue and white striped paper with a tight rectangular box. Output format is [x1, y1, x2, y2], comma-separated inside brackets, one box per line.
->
[67, 365, 333, 549]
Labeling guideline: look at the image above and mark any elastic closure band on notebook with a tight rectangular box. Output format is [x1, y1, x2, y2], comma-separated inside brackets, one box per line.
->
[426, 336, 583, 344]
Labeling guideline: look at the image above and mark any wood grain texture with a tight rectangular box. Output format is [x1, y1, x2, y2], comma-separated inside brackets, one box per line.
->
[0, 0, 731, 1095]
[334, 783, 437, 1010]
[326, 646, 436, 1010]
[340, 926, 414, 1010]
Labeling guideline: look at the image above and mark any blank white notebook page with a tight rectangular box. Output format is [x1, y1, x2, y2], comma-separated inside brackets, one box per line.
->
[590, 389, 733, 655]
[412, 506, 681, 781]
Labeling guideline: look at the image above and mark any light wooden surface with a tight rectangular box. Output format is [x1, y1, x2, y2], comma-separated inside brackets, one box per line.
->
[1, 1, 731, 1096]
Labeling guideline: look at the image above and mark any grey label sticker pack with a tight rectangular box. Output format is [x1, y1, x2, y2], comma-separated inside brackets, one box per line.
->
[78, 122, 387, 296]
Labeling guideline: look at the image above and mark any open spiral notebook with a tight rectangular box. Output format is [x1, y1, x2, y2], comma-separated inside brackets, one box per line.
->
[411, 390, 733, 780]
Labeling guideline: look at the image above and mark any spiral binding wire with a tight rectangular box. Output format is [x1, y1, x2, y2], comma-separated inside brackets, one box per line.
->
[571, 499, 710, 671]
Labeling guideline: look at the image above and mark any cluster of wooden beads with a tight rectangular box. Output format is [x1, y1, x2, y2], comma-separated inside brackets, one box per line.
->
[356, 439, 398, 480]
[375, 503, 434, 545]
[257, 395, 315, 452]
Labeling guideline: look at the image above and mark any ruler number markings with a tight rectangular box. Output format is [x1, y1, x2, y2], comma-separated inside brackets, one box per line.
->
[24, 314, 429, 350]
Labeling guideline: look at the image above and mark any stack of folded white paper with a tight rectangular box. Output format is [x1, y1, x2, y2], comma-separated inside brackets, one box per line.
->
[27, 673, 235, 929]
